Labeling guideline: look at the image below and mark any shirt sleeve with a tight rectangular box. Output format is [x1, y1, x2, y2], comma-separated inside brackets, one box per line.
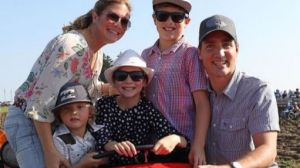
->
[25, 32, 90, 122]
[248, 83, 280, 134]
[53, 135, 70, 161]
[186, 47, 208, 92]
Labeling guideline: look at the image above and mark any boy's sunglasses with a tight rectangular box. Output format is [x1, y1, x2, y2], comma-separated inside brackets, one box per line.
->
[154, 11, 188, 23]
[113, 70, 145, 82]
[106, 12, 131, 29]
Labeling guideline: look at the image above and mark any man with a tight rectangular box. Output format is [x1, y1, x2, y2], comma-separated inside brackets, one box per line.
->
[198, 15, 280, 168]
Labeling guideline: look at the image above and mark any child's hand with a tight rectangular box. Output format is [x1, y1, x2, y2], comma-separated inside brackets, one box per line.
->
[189, 146, 206, 168]
[74, 152, 108, 168]
[108, 141, 137, 157]
[153, 134, 185, 155]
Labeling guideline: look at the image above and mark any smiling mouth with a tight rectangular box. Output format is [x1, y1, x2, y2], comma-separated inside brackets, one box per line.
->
[163, 27, 175, 31]
[108, 28, 120, 36]
[122, 86, 136, 91]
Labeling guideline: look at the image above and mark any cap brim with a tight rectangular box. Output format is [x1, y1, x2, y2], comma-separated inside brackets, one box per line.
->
[52, 100, 92, 113]
[199, 29, 237, 44]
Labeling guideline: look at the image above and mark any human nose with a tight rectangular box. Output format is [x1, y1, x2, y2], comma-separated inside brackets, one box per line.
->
[72, 110, 78, 115]
[219, 48, 225, 58]
[212, 45, 226, 58]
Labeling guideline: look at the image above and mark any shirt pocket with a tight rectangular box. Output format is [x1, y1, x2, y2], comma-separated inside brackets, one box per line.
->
[218, 118, 250, 151]
[220, 118, 246, 131]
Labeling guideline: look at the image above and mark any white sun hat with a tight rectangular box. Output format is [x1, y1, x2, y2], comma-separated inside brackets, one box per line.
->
[104, 49, 154, 84]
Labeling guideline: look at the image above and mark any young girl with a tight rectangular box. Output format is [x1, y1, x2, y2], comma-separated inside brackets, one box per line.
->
[93, 49, 189, 166]
[52, 82, 106, 168]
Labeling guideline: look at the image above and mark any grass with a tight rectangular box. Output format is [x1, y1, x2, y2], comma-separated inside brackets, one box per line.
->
[278, 159, 300, 168]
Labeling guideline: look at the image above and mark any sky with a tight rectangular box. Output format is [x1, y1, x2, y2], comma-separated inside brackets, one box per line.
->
[1, 0, 300, 102]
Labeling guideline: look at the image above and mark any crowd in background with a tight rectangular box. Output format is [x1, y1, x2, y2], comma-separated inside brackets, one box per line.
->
[275, 88, 300, 119]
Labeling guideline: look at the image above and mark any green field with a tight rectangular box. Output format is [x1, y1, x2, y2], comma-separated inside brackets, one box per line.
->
[0, 106, 8, 113]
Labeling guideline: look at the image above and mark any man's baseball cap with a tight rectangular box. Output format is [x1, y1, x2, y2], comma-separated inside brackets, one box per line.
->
[199, 15, 237, 44]
[52, 82, 92, 112]
[153, 0, 192, 13]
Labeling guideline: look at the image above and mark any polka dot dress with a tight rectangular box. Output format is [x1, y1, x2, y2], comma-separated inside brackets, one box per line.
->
[94, 96, 179, 166]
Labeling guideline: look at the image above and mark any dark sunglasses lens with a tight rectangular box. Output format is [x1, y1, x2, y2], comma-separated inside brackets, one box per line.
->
[129, 72, 145, 81]
[155, 11, 186, 23]
[121, 18, 131, 28]
[107, 13, 130, 29]
[107, 13, 119, 22]
[113, 71, 128, 81]
[171, 13, 185, 23]
[155, 11, 169, 22]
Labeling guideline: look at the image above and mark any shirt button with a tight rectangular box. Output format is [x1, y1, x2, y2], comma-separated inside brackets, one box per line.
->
[229, 125, 233, 129]
[213, 123, 216, 127]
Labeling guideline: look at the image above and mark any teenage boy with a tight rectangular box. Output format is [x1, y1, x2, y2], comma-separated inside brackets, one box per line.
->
[142, 0, 211, 167]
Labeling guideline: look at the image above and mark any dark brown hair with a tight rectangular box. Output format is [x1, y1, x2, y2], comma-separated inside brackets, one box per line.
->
[63, 0, 131, 33]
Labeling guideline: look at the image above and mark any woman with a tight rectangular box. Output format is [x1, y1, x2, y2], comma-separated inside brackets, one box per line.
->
[4, 0, 131, 167]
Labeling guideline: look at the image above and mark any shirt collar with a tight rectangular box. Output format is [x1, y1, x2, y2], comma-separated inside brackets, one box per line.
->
[208, 70, 242, 100]
[55, 121, 104, 136]
[150, 36, 185, 56]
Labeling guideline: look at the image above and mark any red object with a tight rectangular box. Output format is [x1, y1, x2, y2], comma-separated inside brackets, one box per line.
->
[115, 163, 192, 168]
[0, 129, 7, 148]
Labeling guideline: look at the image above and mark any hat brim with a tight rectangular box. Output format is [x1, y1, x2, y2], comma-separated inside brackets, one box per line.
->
[105, 65, 154, 85]
[153, 0, 191, 13]
[199, 29, 237, 45]
[52, 100, 92, 113]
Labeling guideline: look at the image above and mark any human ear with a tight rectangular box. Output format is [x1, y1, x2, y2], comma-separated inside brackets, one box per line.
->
[184, 17, 191, 25]
[152, 14, 157, 26]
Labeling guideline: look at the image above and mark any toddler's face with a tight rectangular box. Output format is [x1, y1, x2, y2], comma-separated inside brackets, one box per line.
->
[59, 103, 91, 132]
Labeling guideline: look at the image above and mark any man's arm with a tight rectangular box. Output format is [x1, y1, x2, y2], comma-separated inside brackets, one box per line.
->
[235, 131, 278, 167]
[198, 131, 278, 168]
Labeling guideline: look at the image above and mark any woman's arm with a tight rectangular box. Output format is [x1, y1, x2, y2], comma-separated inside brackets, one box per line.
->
[34, 120, 70, 168]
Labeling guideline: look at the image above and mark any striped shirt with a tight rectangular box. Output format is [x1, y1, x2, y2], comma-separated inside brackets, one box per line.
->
[141, 37, 207, 140]
[206, 70, 280, 164]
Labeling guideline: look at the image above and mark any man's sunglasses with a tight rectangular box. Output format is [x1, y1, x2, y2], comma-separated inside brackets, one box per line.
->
[154, 11, 188, 23]
[106, 12, 131, 29]
[113, 70, 146, 82]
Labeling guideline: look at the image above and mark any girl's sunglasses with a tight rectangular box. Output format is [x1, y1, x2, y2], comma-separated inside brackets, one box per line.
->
[106, 12, 131, 29]
[113, 70, 146, 82]
[154, 11, 188, 23]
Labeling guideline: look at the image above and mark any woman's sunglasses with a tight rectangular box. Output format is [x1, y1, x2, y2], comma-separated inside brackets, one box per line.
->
[106, 12, 131, 29]
[154, 11, 188, 23]
[113, 70, 146, 82]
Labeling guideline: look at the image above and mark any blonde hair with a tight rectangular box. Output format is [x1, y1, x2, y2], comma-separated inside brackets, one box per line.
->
[63, 0, 131, 32]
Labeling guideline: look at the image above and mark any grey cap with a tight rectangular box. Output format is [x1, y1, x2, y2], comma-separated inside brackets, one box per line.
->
[52, 82, 92, 112]
[153, 0, 192, 13]
[199, 15, 237, 44]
